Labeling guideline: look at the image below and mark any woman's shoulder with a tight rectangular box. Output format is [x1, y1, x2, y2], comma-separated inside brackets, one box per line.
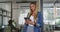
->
[37, 12, 41, 15]
[37, 11, 43, 17]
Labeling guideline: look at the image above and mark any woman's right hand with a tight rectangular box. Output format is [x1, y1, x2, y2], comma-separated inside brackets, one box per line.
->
[25, 19, 35, 25]
[25, 19, 31, 24]
[25, 19, 29, 24]
[25, 21, 28, 24]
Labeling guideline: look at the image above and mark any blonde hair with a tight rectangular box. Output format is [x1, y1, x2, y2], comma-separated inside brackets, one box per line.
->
[29, 2, 38, 20]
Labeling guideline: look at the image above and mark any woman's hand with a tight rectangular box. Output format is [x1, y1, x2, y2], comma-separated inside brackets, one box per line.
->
[27, 20, 36, 25]
[25, 19, 28, 24]
[25, 19, 31, 24]
[25, 19, 36, 25]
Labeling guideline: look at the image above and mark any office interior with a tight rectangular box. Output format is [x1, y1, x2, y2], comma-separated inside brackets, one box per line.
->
[0, 0, 60, 32]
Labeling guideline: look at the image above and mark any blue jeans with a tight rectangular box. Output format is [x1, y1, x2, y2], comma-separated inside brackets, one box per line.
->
[26, 25, 34, 32]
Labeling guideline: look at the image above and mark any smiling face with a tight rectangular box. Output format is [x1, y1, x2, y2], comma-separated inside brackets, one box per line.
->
[30, 3, 36, 12]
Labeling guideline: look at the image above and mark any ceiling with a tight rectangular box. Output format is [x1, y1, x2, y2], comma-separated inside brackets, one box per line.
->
[0, 0, 60, 8]
[0, 0, 60, 3]
[15, 0, 37, 2]
[0, 0, 38, 9]
[0, 0, 37, 2]
[43, 0, 60, 3]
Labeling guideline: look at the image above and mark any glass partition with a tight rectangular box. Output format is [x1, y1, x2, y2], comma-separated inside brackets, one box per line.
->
[43, 1, 55, 32]
[43, 0, 60, 32]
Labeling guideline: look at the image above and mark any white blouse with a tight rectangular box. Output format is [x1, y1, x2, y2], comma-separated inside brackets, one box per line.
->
[29, 15, 34, 26]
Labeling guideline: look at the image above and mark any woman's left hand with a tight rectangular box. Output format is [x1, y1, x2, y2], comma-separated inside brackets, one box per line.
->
[27, 20, 35, 25]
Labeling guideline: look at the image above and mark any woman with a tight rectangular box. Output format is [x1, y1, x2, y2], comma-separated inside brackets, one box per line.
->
[23, 2, 43, 32]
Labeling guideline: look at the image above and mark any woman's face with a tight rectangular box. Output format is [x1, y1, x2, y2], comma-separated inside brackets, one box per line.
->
[30, 4, 36, 12]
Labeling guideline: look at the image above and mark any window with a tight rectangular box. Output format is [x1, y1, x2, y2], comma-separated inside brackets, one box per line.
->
[0, 8, 11, 26]
[3, 17, 8, 25]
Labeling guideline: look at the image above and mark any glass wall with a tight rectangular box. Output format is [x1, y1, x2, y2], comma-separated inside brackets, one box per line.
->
[43, 0, 60, 32]
[43, 3, 55, 32]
